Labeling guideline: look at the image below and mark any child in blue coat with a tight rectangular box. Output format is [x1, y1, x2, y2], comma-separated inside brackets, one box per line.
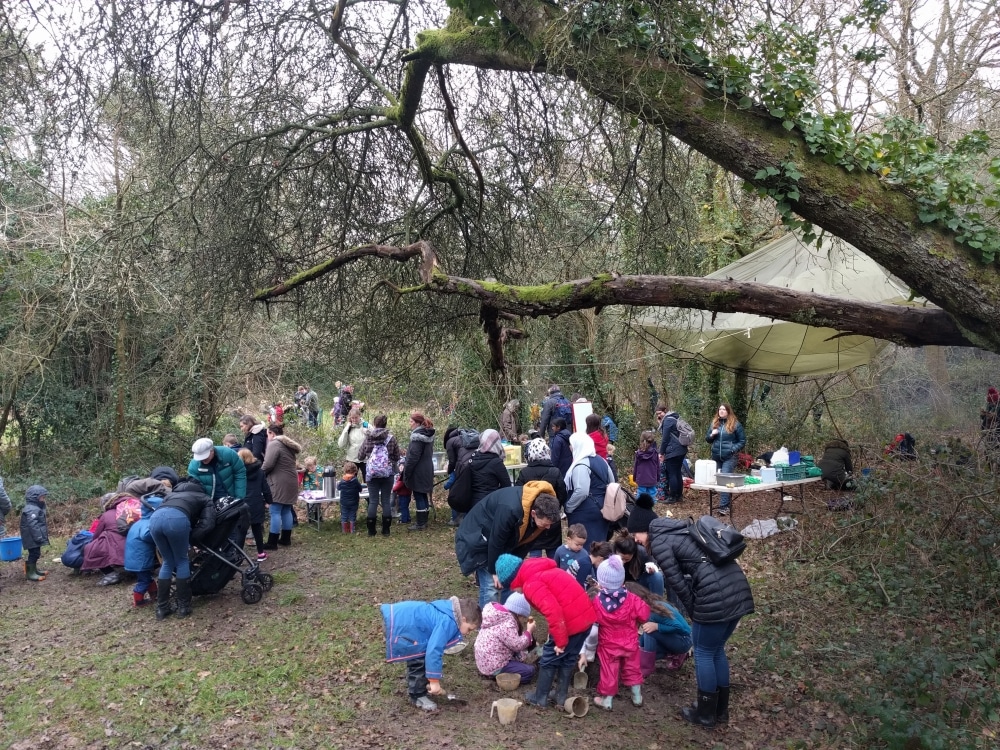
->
[124, 494, 164, 607]
[381, 597, 481, 712]
[338, 461, 363, 534]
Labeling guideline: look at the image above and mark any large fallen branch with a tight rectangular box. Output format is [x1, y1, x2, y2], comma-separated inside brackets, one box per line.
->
[252, 241, 972, 348]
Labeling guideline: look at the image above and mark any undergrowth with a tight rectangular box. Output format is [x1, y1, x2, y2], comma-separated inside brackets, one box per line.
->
[749, 459, 1000, 749]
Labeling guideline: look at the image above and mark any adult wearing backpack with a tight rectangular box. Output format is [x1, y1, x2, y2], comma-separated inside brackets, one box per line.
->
[358, 414, 401, 537]
[705, 403, 746, 516]
[539, 385, 570, 440]
[648, 515, 754, 729]
[657, 402, 689, 505]
[564, 431, 615, 546]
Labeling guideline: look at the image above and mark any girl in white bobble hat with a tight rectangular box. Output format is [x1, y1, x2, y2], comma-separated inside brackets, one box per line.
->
[591, 554, 650, 710]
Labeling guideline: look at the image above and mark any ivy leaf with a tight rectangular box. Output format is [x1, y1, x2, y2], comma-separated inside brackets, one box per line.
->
[783, 120, 795, 131]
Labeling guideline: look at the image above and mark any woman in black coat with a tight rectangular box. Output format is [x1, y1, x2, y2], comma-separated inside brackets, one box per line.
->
[648, 516, 754, 729]
[515, 438, 567, 558]
[238, 448, 272, 561]
[402, 412, 436, 531]
[467, 429, 512, 512]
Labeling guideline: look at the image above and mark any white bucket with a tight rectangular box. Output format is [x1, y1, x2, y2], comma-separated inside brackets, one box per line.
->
[694, 460, 718, 485]
[761, 467, 777, 483]
[491, 698, 522, 725]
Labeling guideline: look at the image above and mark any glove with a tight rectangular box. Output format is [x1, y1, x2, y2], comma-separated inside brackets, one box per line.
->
[645, 562, 659, 574]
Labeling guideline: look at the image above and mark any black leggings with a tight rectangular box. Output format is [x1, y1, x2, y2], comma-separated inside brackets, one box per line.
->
[367, 477, 393, 520]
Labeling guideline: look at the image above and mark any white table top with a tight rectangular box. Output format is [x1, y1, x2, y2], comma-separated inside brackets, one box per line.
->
[688, 476, 822, 493]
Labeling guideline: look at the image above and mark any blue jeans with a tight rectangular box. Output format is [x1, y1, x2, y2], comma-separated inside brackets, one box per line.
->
[269, 503, 294, 534]
[637, 569, 665, 597]
[134, 569, 153, 594]
[476, 567, 509, 611]
[641, 629, 693, 659]
[636, 485, 657, 502]
[691, 618, 740, 692]
[149, 506, 192, 579]
[398, 494, 412, 523]
[717, 455, 738, 508]
[412, 491, 429, 513]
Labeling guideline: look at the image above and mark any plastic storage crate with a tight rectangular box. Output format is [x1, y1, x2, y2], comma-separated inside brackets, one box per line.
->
[775, 465, 809, 481]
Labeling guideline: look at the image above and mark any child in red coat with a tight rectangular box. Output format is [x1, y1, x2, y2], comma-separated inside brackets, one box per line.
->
[592, 554, 651, 710]
[498, 553, 597, 710]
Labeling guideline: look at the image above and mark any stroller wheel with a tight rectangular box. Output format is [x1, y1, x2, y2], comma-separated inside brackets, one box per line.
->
[256, 572, 274, 591]
[241, 582, 264, 604]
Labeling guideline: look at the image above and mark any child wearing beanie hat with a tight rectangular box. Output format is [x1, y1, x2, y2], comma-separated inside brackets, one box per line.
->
[474, 592, 537, 684]
[591, 555, 651, 710]
[495, 553, 524, 588]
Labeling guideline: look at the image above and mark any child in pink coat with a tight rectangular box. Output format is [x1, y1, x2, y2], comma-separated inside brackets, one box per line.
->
[592, 554, 651, 710]
[473, 592, 537, 684]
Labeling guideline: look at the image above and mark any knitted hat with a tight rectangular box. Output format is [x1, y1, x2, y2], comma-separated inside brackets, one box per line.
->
[150, 466, 180, 486]
[626, 493, 658, 535]
[504, 592, 530, 617]
[525, 438, 550, 463]
[596, 554, 626, 590]
[495, 554, 523, 587]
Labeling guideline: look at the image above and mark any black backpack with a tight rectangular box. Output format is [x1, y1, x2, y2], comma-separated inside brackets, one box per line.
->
[688, 515, 746, 565]
[447, 457, 475, 513]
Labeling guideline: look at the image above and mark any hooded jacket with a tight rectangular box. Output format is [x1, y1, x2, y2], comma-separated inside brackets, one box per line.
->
[445, 428, 480, 473]
[648, 516, 755, 624]
[403, 426, 436, 494]
[549, 428, 573, 476]
[188, 445, 247, 500]
[592, 587, 651, 655]
[381, 597, 465, 681]
[338, 420, 368, 463]
[509, 556, 596, 649]
[705, 420, 746, 463]
[454, 482, 554, 576]
[242, 458, 272, 524]
[818, 439, 853, 485]
[499, 400, 520, 442]
[659, 412, 688, 460]
[20, 485, 49, 548]
[632, 445, 660, 487]
[159, 479, 217, 546]
[262, 434, 302, 506]
[474, 602, 533, 676]
[124, 495, 164, 572]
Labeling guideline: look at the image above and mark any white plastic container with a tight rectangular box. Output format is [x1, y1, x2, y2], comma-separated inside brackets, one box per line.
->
[694, 459, 718, 485]
[760, 467, 778, 483]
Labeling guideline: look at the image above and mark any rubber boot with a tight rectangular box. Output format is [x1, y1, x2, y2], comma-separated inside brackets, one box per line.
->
[631, 684, 643, 707]
[407, 510, 429, 532]
[278, 530, 292, 546]
[263, 532, 279, 550]
[554, 665, 574, 708]
[381, 518, 392, 536]
[147, 579, 158, 600]
[133, 591, 149, 607]
[342, 521, 351, 534]
[366, 519, 377, 537]
[716, 685, 730, 724]
[524, 666, 556, 707]
[25, 561, 46, 581]
[681, 690, 718, 728]
[155, 577, 172, 620]
[174, 577, 192, 618]
[35, 561, 49, 577]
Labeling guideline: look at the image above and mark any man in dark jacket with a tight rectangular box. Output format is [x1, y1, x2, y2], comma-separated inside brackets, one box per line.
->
[549, 418, 573, 476]
[455, 483, 561, 609]
[648, 516, 754, 728]
[538, 385, 566, 439]
[658, 409, 688, 504]
[818, 438, 855, 490]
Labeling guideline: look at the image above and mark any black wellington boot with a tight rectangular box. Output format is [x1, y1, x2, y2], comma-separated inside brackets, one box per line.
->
[262, 533, 279, 550]
[155, 577, 173, 621]
[381, 518, 392, 536]
[366, 518, 377, 537]
[554, 665, 575, 708]
[525, 667, 556, 707]
[278, 530, 292, 546]
[407, 510, 429, 532]
[716, 685, 730, 724]
[681, 690, 719, 728]
[174, 577, 193, 618]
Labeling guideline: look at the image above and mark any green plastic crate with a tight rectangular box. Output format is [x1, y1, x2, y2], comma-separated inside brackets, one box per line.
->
[775, 464, 809, 481]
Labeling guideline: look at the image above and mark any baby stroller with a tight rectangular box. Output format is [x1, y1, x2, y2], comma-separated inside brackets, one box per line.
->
[188, 496, 273, 604]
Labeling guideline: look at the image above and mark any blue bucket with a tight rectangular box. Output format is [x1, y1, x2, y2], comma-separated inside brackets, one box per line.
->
[0, 536, 23, 562]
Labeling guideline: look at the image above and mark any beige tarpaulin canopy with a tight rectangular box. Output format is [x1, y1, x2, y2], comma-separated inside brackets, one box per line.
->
[637, 232, 929, 378]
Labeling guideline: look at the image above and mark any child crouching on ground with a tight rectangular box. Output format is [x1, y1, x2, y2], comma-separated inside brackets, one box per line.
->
[474, 592, 537, 684]
[338, 461, 362, 534]
[626, 581, 692, 671]
[20, 485, 50, 581]
[592, 555, 650, 710]
[381, 596, 482, 712]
